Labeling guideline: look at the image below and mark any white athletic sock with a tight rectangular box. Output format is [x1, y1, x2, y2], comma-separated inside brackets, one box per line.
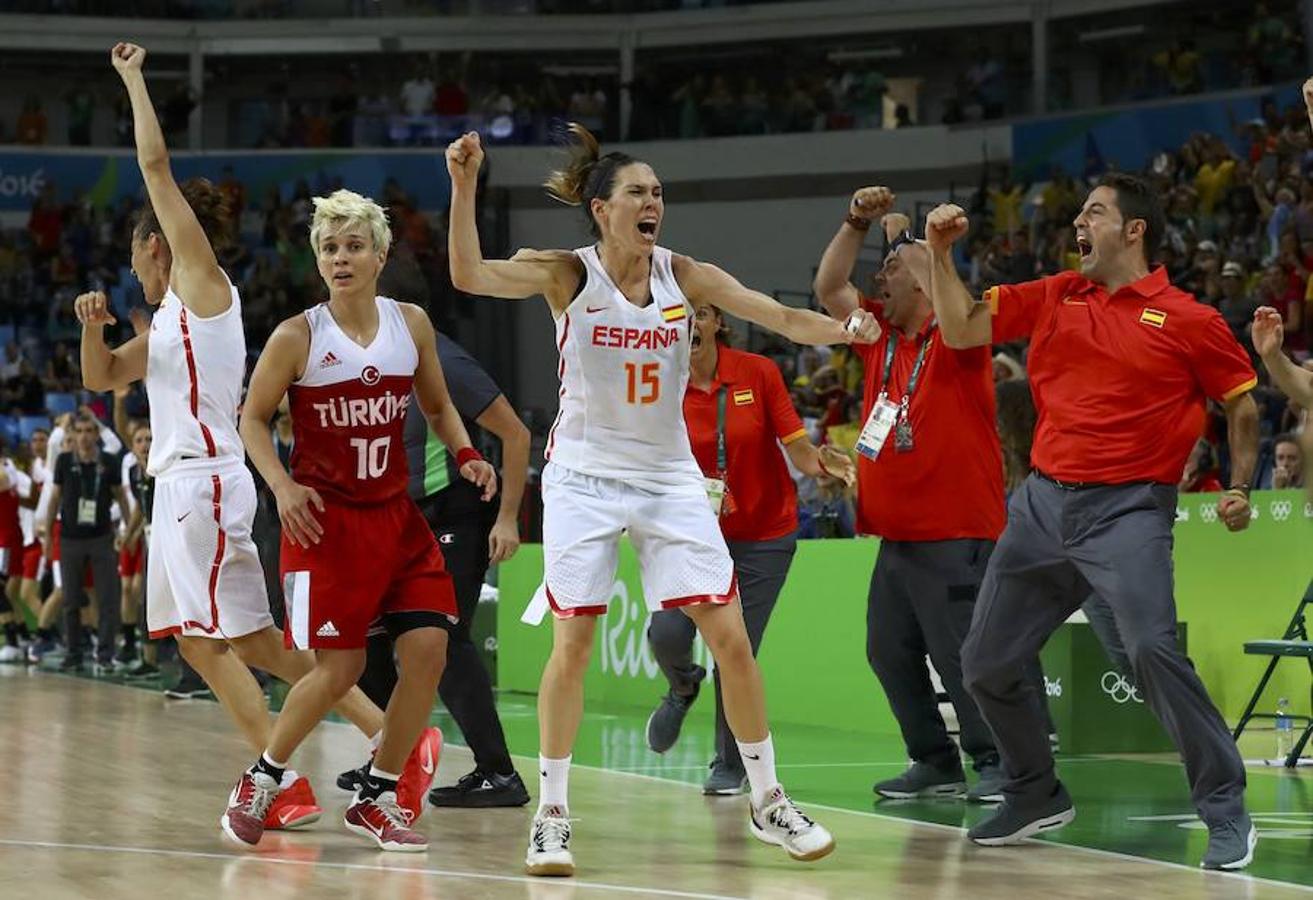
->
[537, 754, 572, 815]
[369, 730, 383, 751]
[262, 750, 288, 770]
[737, 734, 778, 808]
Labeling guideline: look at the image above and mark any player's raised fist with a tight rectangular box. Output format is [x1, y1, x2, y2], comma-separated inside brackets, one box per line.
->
[843, 308, 881, 344]
[111, 42, 146, 74]
[925, 204, 969, 252]
[74, 291, 117, 327]
[850, 186, 895, 222]
[1251, 306, 1285, 357]
[446, 132, 484, 184]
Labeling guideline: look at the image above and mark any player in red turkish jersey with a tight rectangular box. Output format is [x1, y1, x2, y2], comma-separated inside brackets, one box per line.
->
[231, 189, 496, 852]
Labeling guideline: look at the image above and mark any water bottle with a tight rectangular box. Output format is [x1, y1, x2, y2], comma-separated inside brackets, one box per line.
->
[1275, 697, 1294, 761]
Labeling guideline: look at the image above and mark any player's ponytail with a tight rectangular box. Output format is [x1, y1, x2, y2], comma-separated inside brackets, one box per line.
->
[133, 176, 234, 249]
[543, 122, 640, 238]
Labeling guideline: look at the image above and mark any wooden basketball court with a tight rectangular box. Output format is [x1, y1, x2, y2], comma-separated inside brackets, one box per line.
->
[1, 668, 1308, 899]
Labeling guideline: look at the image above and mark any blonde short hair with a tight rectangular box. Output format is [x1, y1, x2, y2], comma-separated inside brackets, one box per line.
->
[309, 189, 392, 255]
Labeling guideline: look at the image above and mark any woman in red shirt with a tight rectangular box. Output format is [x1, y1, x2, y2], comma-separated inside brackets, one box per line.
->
[645, 304, 854, 794]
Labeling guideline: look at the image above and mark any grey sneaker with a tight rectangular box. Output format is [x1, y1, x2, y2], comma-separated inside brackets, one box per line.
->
[968, 782, 1074, 845]
[1200, 812, 1257, 870]
[966, 763, 1006, 803]
[644, 665, 705, 753]
[874, 762, 966, 800]
[703, 758, 747, 796]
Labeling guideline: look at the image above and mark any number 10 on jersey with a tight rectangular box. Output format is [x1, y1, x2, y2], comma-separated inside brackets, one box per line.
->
[350, 436, 391, 479]
[625, 362, 660, 405]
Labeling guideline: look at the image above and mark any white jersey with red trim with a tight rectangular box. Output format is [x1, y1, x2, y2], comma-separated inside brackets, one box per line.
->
[545, 245, 703, 494]
[287, 296, 417, 506]
[145, 277, 246, 477]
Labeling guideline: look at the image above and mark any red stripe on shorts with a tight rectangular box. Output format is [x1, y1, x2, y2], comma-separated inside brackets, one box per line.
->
[659, 574, 739, 610]
[545, 583, 607, 618]
[181, 473, 226, 635]
[179, 307, 217, 457]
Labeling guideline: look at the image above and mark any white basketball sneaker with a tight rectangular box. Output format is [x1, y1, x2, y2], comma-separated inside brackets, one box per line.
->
[525, 805, 574, 877]
[749, 786, 835, 862]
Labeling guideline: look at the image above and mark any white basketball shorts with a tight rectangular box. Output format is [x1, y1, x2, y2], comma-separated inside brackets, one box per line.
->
[146, 457, 274, 641]
[540, 462, 737, 618]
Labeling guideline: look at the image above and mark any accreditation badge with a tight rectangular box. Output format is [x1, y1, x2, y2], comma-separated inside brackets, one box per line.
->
[705, 477, 726, 515]
[77, 499, 98, 526]
[856, 397, 900, 461]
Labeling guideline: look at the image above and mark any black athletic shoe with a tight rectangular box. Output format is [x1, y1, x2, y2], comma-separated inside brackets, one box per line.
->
[337, 760, 371, 793]
[58, 654, 84, 673]
[429, 770, 531, 808]
[645, 665, 706, 754]
[164, 672, 212, 699]
[967, 782, 1075, 845]
[124, 661, 161, 679]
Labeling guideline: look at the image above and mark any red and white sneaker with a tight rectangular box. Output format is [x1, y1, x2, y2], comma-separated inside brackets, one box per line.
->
[344, 791, 428, 852]
[396, 726, 443, 823]
[265, 773, 322, 831]
[220, 770, 281, 847]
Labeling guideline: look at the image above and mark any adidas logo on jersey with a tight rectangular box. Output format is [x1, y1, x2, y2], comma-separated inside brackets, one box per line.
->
[319, 351, 342, 369]
[316, 620, 340, 638]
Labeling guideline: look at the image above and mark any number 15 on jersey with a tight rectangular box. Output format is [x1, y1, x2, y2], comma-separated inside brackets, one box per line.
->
[625, 362, 660, 405]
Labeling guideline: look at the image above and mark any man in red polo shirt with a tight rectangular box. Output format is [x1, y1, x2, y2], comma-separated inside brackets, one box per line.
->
[924, 172, 1260, 871]
[813, 185, 1008, 803]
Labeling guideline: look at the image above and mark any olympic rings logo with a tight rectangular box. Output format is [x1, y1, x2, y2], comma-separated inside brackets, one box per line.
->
[1270, 501, 1292, 522]
[1101, 671, 1143, 705]
[1198, 503, 1218, 523]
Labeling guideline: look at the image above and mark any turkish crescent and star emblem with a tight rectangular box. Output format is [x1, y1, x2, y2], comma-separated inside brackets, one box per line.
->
[360, 365, 381, 386]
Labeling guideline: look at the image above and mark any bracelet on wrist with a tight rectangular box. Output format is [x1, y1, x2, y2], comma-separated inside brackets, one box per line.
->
[1225, 483, 1250, 497]
[844, 213, 872, 232]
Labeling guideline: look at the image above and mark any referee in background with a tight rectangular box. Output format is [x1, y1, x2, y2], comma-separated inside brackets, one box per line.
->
[338, 261, 532, 807]
[924, 173, 1260, 871]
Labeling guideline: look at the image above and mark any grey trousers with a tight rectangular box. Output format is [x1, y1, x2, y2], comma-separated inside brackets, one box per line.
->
[647, 533, 797, 773]
[867, 538, 1000, 772]
[961, 475, 1246, 823]
[61, 533, 121, 664]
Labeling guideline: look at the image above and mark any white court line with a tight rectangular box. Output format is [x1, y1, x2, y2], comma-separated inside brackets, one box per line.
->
[0, 839, 745, 900]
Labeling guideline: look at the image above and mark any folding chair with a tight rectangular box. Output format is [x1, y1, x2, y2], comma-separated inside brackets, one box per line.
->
[1232, 580, 1313, 768]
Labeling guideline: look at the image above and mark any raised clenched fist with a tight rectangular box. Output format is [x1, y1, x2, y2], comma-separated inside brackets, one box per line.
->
[849, 186, 895, 222]
[74, 291, 117, 328]
[111, 42, 146, 75]
[925, 204, 969, 253]
[445, 132, 484, 185]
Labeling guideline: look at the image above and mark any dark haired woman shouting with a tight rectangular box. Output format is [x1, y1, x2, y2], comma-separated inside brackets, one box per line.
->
[447, 125, 878, 877]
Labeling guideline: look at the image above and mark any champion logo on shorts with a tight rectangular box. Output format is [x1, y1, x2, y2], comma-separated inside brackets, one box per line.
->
[316, 620, 340, 638]
[319, 351, 342, 369]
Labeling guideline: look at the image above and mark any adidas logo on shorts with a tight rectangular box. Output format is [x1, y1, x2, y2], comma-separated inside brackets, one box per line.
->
[316, 620, 340, 638]
[320, 351, 342, 369]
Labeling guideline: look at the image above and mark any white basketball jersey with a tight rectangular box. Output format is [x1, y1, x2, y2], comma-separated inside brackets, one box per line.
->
[545, 245, 703, 494]
[145, 278, 246, 477]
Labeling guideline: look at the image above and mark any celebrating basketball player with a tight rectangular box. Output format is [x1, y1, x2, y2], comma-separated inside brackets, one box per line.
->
[225, 188, 496, 852]
[80, 43, 433, 835]
[446, 125, 879, 877]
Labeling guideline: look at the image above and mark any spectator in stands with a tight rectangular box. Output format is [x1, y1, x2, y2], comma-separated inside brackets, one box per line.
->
[16, 95, 47, 145]
[1, 344, 23, 382]
[400, 61, 436, 141]
[1219, 261, 1257, 337]
[45, 342, 80, 392]
[1264, 433, 1305, 489]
